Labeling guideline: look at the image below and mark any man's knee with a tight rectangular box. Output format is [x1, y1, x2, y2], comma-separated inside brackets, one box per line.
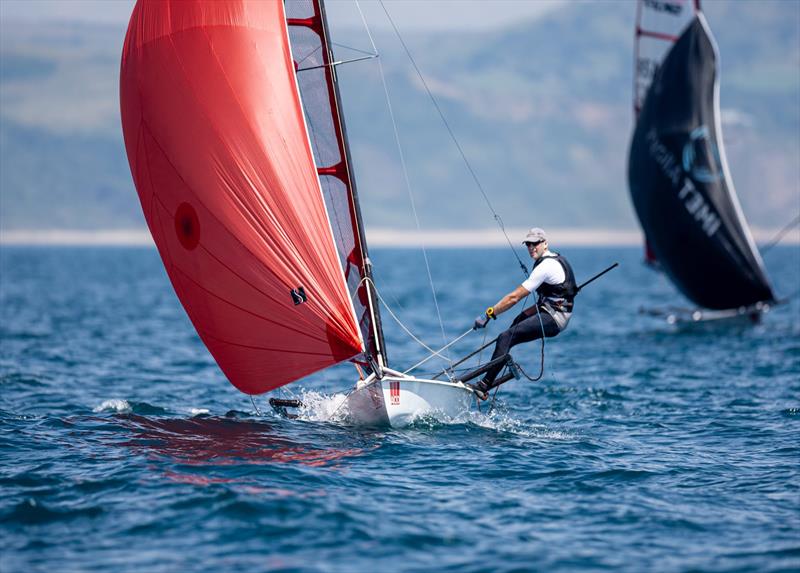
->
[497, 330, 514, 347]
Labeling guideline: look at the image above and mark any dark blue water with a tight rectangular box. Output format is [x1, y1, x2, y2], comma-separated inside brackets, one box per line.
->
[2, 245, 799, 572]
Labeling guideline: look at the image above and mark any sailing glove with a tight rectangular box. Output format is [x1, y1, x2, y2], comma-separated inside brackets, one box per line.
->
[473, 314, 489, 329]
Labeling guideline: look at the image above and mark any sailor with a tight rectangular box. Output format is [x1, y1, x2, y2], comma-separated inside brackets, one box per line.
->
[467, 228, 577, 400]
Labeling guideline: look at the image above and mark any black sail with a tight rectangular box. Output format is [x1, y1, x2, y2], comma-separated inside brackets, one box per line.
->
[628, 15, 774, 310]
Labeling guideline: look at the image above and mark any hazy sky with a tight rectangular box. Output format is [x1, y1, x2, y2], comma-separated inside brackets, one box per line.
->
[0, 0, 565, 30]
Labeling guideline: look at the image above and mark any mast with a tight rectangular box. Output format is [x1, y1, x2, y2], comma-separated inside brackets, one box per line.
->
[316, 0, 388, 371]
[286, 0, 388, 372]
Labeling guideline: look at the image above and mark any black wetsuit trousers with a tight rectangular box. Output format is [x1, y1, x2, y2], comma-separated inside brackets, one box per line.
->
[483, 306, 561, 387]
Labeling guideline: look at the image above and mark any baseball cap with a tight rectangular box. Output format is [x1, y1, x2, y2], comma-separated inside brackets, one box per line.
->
[522, 227, 547, 244]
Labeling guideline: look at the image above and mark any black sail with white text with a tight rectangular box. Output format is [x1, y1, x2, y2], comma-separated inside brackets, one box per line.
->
[627, 15, 774, 310]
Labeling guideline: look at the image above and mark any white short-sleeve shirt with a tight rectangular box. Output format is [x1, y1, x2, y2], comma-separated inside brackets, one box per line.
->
[521, 251, 565, 293]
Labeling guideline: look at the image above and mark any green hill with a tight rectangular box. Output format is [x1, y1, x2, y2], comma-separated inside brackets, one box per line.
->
[1, 1, 797, 233]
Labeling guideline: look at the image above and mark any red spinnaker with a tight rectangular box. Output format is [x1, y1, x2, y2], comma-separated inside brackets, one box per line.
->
[120, 0, 363, 394]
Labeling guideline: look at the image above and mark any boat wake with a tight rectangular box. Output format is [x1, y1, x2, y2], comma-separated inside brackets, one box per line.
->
[93, 399, 208, 417]
[93, 398, 132, 413]
[275, 390, 574, 439]
[282, 390, 350, 423]
[92, 396, 572, 440]
[466, 410, 575, 440]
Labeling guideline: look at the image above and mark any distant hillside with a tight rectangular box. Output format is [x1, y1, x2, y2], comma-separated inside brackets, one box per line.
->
[1, 1, 797, 233]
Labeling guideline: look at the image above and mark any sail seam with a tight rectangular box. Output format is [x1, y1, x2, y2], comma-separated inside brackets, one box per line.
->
[197, 329, 355, 356]
[158, 22, 356, 340]
[166, 254, 337, 345]
[194, 25, 336, 308]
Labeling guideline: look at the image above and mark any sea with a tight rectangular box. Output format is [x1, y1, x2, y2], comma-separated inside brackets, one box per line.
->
[1, 245, 798, 573]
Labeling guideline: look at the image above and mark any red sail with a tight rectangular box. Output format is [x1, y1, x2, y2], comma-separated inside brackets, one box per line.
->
[120, 0, 363, 394]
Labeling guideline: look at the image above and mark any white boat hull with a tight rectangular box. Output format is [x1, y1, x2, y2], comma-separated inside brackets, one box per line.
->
[345, 368, 476, 427]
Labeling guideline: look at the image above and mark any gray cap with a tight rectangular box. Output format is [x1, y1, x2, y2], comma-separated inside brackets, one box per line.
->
[522, 227, 547, 244]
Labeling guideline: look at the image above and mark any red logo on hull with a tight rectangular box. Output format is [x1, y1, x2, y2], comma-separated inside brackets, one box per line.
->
[389, 381, 400, 405]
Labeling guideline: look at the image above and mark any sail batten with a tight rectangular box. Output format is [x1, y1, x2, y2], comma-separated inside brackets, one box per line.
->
[121, 0, 365, 395]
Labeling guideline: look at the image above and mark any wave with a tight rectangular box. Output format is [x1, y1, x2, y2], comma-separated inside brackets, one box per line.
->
[1, 498, 103, 525]
[92, 399, 168, 416]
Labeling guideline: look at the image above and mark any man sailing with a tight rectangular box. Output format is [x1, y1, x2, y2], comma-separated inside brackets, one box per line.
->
[467, 228, 577, 400]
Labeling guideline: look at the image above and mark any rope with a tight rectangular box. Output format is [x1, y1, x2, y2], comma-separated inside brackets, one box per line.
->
[250, 395, 262, 416]
[329, 384, 360, 420]
[404, 328, 475, 374]
[355, 277, 457, 364]
[524, 303, 548, 382]
[498, 294, 547, 385]
[762, 213, 800, 254]
[355, 2, 551, 390]
[486, 304, 546, 414]
[357, 0, 451, 361]
[377, 0, 529, 279]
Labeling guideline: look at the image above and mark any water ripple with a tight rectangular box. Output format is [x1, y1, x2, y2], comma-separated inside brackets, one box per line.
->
[1, 246, 798, 572]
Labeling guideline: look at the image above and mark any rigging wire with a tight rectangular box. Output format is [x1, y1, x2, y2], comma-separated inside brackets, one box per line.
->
[377, 0, 529, 279]
[329, 384, 361, 420]
[298, 54, 378, 72]
[355, 2, 550, 386]
[355, 0, 452, 363]
[761, 213, 800, 254]
[354, 276, 455, 364]
[331, 41, 379, 57]
[404, 327, 475, 374]
[350, 276, 474, 377]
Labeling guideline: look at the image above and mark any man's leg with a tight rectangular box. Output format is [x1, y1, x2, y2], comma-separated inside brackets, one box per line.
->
[481, 308, 559, 388]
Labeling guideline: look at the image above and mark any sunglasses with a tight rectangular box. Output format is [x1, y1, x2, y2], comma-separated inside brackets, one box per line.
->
[525, 241, 544, 247]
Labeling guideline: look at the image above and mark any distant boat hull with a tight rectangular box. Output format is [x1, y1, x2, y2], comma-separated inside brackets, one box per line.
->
[346, 369, 475, 427]
[641, 300, 771, 328]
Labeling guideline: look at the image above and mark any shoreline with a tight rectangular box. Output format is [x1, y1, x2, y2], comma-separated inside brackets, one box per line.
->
[0, 227, 797, 247]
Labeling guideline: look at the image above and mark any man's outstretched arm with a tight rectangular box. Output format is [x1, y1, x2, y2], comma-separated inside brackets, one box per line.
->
[474, 285, 534, 329]
[491, 285, 531, 317]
